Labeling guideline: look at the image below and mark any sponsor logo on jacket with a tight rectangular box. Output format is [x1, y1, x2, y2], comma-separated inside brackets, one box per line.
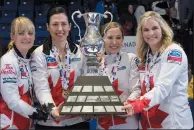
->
[31, 66, 37, 72]
[167, 49, 182, 64]
[138, 66, 146, 72]
[0, 64, 17, 75]
[71, 58, 81, 62]
[118, 66, 126, 71]
[20, 66, 27, 79]
[3, 77, 17, 83]
[135, 57, 139, 65]
[46, 56, 58, 66]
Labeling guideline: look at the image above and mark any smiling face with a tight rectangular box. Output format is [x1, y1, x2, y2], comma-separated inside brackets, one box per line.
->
[47, 13, 70, 44]
[142, 17, 163, 52]
[104, 27, 123, 54]
[11, 17, 35, 53]
[12, 30, 35, 52]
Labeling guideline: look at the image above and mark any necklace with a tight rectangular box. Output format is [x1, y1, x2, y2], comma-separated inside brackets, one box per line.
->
[13, 49, 33, 102]
[144, 48, 160, 92]
[51, 43, 71, 90]
[100, 53, 121, 83]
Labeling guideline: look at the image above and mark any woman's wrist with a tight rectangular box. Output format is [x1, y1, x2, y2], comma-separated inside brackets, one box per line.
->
[50, 108, 57, 120]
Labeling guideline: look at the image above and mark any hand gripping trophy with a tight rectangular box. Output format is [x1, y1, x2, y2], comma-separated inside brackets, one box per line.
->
[60, 11, 126, 115]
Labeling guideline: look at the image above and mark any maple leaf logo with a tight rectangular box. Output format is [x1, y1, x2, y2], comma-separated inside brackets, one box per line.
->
[49, 75, 64, 106]
[141, 76, 169, 129]
[0, 97, 12, 123]
[0, 85, 32, 129]
[112, 79, 123, 96]
[98, 79, 126, 130]
[141, 76, 154, 96]
[98, 115, 127, 130]
[141, 104, 169, 130]
[49, 71, 75, 106]
[49, 71, 75, 124]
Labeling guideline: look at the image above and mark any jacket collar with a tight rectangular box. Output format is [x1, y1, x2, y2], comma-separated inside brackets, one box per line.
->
[42, 36, 78, 55]
[13, 44, 32, 59]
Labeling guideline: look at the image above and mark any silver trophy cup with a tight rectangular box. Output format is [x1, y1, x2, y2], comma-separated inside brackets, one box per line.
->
[60, 11, 126, 115]
[72, 11, 113, 75]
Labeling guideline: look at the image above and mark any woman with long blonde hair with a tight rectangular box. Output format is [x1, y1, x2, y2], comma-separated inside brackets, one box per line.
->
[123, 11, 193, 129]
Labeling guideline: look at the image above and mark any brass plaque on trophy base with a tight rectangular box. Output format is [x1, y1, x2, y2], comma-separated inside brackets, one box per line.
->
[60, 76, 126, 115]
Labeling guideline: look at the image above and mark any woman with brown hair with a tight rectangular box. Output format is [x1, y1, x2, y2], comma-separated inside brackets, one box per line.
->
[31, 6, 89, 129]
[96, 22, 141, 129]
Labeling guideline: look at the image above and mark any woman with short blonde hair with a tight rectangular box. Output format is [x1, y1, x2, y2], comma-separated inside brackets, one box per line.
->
[8, 17, 35, 52]
[0, 17, 47, 130]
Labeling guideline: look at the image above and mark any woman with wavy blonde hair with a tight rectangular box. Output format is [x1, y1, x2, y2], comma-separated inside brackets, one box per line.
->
[122, 11, 193, 129]
[0, 17, 48, 130]
[137, 11, 173, 66]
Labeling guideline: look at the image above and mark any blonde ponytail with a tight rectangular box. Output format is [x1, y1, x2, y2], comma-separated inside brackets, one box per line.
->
[8, 41, 14, 51]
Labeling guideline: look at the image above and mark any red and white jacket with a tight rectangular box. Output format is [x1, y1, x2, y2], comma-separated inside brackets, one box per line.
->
[96, 52, 141, 130]
[128, 43, 193, 129]
[0, 46, 36, 130]
[31, 38, 86, 126]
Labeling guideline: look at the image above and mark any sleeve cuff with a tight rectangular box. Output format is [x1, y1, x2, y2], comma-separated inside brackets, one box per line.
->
[129, 98, 151, 114]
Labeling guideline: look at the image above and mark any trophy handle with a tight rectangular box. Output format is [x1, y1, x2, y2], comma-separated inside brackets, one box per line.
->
[103, 11, 113, 36]
[71, 10, 83, 42]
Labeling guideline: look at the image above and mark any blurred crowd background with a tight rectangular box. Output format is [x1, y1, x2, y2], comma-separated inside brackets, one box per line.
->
[0, 0, 193, 69]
